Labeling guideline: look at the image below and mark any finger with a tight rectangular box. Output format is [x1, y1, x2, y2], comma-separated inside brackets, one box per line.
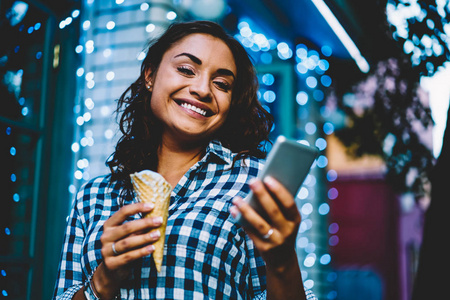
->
[232, 196, 272, 237]
[109, 230, 161, 256]
[101, 216, 163, 244]
[105, 244, 156, 270]
[106, 202, 154, 226]
[248, 178, 285, 225]
[263, 176, 300, 222]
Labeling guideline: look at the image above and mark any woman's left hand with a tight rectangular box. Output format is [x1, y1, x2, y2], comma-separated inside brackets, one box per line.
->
[230, 176, 301, 269]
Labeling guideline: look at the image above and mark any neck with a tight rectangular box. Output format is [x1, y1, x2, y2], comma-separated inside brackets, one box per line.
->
[156, 136, 207, 188]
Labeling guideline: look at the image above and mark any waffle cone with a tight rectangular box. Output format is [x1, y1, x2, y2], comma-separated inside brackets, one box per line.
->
[130, 170, 172, 273]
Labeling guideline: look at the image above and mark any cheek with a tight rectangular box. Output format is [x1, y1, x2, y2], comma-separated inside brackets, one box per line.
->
[216, 103, 231, 127]
[149, 93, 164, 120]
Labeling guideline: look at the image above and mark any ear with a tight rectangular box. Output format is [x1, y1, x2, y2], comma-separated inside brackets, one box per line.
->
[144, 66, 154, 91]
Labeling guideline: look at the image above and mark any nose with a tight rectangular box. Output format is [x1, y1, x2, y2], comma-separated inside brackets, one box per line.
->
[189, 76, 212, 101]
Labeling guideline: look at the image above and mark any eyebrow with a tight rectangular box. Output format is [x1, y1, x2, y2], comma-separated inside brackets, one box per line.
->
[174, 52, 236, 79]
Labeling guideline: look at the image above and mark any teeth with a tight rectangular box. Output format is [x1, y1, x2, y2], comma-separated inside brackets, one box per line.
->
[181, 103, 207, 116]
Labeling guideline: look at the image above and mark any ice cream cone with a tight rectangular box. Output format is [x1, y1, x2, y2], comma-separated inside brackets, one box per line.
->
[130, 170, 172, 273]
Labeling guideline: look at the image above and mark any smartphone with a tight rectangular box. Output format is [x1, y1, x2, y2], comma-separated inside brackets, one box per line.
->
[234, 135, 319, 226]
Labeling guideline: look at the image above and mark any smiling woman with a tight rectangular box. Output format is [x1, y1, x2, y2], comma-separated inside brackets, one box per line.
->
[147, 34, 236, 149]
[53, 21, 316, 300]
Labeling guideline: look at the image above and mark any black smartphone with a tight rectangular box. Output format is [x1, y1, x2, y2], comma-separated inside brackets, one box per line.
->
[234, 135, 319, 226]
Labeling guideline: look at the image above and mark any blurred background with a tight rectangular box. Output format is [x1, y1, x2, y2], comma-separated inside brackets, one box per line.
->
[1, 0, 449, 299]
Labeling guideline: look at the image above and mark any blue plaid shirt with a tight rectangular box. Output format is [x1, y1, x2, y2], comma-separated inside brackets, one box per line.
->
[53, 140, 317, 300]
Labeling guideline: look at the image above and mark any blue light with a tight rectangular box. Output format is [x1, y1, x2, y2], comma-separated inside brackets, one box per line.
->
[27, 26, 34, 34]
[316, 155, 328, 168]
[328, 222, 339, 234]
[315, 138, 327, 150]
[10, 174, 16, 182]
[321, 75, 332, 87]
[305, 243, 316, 253]
[318, 203, 330, 215]
[327, 272, 337, 282]
[72, 10, 80, 18]
[321, 45, 333, 56]
[297, 237, 308, 248]
[21, 107, 29, 116]
[328, 187, 338, 200]
[320, 254, 331, 264]
[5, 228, 11, 235]
[296, 63, 308, 74]
[34, 23, 41, 30]
[73, 104, 81, 114]
[326, 169, 338, 182]
[1, 270, 6, 276]
[329, 235, 339, 246]
[36, 51, 42, 59]
[261, 73, 275, 86]
[260, 53, 272, 64]
[6, 127, 11, 135]
[166, 11, 177, 20]
[323, 122, 334, 135]
[308, 49, 319, 58]
[14, 46, 20, 53]
[263, 90, 276, 103]
[306, 76, 318, 88]
[318, 59, 330, 71]
[10, 147, 16, 156]
[327, 290, 338, 299]
[296, 46, 308, 58]
[2, 290, 8, 296]
[305, 122, 317, 135]
[13, 193, 20, 202]
[313, 90, 324, 101]
[296, 91, 308, 105]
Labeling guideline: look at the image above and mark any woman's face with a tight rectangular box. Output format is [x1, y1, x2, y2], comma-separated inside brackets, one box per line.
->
[149, 33, 237, 146]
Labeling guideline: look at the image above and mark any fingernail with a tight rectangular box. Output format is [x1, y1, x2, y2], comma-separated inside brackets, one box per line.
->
[263, 176, 276, 187]
[150, 230, 161, 239]
[143, 203, 154, 210]
[232, 196, 244, 208]
[147, 245, 155, 253]
[153, 216, 163, 225]
[229, 205, 238, 218]
[248, 177, 259, 187]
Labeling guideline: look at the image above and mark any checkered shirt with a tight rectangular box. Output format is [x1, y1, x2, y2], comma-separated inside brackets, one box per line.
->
[53, 140, 317, 300]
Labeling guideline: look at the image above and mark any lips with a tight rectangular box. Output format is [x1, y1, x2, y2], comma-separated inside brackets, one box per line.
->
[175, 99, 213, 117]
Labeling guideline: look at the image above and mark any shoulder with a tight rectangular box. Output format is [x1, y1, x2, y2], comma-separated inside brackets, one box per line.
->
[76, 174, 111, 197]
[73, 174, 124, 224]
[75, 174, 126, 204]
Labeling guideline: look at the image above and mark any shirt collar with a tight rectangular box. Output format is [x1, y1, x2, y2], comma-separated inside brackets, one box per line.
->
[206, 139, 233, 167]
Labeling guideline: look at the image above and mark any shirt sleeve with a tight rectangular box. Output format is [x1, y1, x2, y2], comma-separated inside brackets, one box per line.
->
[252, 288, 318, 300]
[245, 233, 267, 298]
[52, 189, 87, 299]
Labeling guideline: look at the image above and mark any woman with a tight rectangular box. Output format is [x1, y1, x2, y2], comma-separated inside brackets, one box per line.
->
[53, 21, 316, 300]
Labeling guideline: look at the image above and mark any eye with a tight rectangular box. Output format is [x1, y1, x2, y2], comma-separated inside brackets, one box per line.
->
[177, 66, 195, 76]
[214, 80, 231, 91]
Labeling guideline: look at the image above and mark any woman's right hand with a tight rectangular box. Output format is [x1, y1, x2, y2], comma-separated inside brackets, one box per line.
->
[91, 202, 162, 298]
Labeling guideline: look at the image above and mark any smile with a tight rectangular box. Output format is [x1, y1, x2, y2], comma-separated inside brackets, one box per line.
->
[180, 102, 207, 116]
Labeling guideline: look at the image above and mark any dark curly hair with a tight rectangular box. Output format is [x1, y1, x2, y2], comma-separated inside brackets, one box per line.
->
[107, 20, 273, 192]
